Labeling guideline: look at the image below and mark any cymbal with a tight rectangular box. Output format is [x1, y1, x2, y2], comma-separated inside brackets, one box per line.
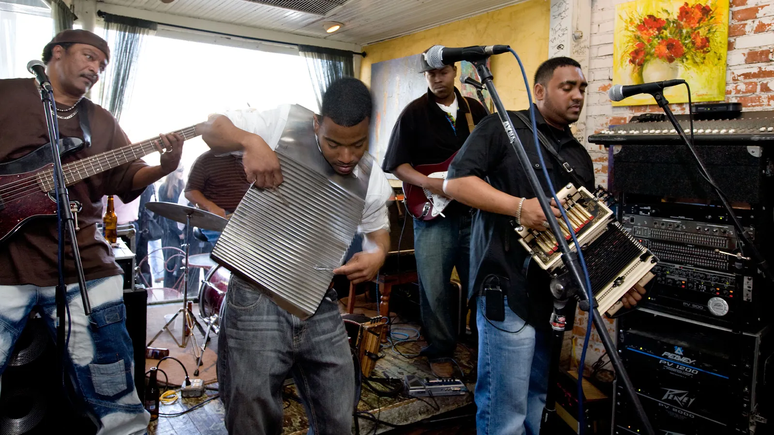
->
[146, 202, 227, 232]
[188, 253, 218, 269]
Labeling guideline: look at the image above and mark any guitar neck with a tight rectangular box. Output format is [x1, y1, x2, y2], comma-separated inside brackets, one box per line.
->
[39, 125, 198, 191]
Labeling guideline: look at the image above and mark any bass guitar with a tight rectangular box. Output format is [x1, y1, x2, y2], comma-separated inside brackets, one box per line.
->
[403, 152, 456, 221]
[0, 125, 199, 243]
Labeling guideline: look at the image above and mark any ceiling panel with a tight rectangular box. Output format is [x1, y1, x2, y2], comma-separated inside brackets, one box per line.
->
[98, 0, 527, 46]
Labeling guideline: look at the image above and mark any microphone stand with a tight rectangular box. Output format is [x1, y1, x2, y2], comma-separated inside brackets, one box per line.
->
[35, 83, 92, 383]
[471, 59, 654, 435]
[650, 91, 773, 286]
[462, 76, 491, 115]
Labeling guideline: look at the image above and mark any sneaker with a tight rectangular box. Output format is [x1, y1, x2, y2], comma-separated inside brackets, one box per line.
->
[429, 361, 455, 378]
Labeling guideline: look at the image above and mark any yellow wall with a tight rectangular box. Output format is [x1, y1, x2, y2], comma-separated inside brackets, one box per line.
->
[360, 0, 550, 110]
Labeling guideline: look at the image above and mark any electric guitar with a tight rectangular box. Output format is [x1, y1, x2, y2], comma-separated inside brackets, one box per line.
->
[403, 152, 457, 221]
[0, 125, 199, 244]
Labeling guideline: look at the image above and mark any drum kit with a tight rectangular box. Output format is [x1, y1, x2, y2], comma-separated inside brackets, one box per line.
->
[144, 202, 231, 375]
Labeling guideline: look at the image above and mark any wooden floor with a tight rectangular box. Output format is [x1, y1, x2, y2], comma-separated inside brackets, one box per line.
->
[147, 291, 478, 435]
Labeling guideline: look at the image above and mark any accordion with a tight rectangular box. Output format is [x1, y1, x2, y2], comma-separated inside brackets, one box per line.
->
[515, 184, 657, 316]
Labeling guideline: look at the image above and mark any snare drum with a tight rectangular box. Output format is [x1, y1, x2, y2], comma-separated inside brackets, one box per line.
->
[198, 265, 231, 323]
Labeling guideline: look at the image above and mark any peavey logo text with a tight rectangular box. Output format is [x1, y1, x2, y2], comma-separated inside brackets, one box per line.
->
[662, 388, 696, 408]
[662, 346, 696, 365]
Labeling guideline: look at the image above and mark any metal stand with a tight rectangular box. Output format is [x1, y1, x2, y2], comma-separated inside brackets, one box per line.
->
[147, 214, 205, 357]
[470, 58, 655, 435]
[33, 80, 92, 392]
[194, 310, 219, 376]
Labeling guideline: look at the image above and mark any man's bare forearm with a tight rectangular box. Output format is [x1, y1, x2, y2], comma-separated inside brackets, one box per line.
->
[444, 176, 520, 216]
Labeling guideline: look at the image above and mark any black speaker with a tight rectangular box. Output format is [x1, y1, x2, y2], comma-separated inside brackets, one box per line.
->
[611, 143, 771, 204]
[0, 315, 96, 435]
[614, 310, 773, 435]
[123, 285, 148, 400]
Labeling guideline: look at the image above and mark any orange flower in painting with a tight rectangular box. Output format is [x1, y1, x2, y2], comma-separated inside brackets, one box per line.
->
[629, 42, 647, 66]
[692, 32, 710, 51]
[678, 2, 711, 27]
[637, 15, 667, 39]
[654, 38, 685, 63]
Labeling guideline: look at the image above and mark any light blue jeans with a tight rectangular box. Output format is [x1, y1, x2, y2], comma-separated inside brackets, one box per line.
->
[475, 295, 551, 435]
[0, 275, 149, 435]
[217, 276, 355, 435]
[413, 213, 471, 360]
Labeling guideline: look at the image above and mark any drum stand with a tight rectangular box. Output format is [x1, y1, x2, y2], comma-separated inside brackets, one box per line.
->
[147, 214, 206, 358]
[194, 290, 220, 376]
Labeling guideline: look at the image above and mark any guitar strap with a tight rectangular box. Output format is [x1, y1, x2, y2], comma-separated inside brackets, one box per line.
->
[461, 97, 476, 134]
[513, 111, 585, 188]
[77, 99, 92, 148]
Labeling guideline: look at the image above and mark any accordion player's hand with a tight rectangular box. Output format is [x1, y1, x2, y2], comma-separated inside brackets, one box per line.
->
[621, 283, 647, 309]
[519, 198, 564, 231]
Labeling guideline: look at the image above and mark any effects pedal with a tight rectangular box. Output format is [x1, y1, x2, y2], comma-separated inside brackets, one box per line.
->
[404, 375, 467, 397]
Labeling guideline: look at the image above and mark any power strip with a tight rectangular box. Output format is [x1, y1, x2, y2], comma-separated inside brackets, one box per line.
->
[404, 375, 467, 397]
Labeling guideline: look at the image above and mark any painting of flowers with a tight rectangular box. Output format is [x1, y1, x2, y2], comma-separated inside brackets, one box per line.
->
[613, 0, 729, 106]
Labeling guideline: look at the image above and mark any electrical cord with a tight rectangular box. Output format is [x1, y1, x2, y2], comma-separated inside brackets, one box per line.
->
[157, 394, 220, 417]
[156, 355, 192, 386]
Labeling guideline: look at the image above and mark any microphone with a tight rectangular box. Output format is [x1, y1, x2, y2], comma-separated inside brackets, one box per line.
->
[463, 76, 484, 90]
[27, 59, 53, 92]
[608, 79, 685, 102]
[424, 45, 510, 69]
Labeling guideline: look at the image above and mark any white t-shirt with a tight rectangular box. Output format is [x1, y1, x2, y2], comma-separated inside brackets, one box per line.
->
[221, 105, 393, 251]
[436, 94, 459, 120]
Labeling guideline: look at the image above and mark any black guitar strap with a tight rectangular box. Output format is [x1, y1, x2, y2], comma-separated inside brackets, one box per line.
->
[77, 99, 92, 148]
[513, 111, 585, 188]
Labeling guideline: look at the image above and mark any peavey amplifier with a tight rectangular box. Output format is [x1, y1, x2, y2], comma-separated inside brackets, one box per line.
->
[614, 310, 772, 435]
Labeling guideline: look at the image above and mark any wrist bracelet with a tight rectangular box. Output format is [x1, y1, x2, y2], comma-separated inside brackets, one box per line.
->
[515, 197, 526, 226]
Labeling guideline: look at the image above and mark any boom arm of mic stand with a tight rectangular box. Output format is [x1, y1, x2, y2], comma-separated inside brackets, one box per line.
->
[472, 59, 655, 435]
[651, 91, 774, 286]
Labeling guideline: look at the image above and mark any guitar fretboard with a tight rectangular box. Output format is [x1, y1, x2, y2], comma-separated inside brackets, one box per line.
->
[37, 126, 198, 192]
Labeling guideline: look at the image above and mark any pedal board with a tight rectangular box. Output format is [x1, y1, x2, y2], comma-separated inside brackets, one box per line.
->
[404, 375, 468, 397]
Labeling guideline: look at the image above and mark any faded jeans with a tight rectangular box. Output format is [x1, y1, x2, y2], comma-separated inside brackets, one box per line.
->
[475, 295, 551, 435]
[0, 275, 149, 435]
[413, 213, 471, 360]
[218, 276, 355, 435]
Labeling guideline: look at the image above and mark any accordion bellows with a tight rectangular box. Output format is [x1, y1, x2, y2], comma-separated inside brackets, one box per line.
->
[212, 105, 370, 319]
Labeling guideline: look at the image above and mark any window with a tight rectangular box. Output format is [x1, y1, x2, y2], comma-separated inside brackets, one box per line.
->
[0, 0, 53, 79]
[113, 29, 319, 176]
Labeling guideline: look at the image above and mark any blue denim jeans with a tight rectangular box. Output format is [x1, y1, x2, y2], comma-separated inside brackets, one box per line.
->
[413, 213, 471, 360]
[0, 275, 149, 435]
[200, 229, 221, 243]
[475, 295, 551, 435]
[218, 276, 355, 435]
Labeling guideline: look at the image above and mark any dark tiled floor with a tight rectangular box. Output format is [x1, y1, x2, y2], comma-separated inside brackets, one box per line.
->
[146, 291, 477, 435]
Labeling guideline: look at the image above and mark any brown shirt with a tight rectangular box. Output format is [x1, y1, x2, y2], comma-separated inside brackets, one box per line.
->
[0, 78, 147, 286]
[184, 150, 250, 213]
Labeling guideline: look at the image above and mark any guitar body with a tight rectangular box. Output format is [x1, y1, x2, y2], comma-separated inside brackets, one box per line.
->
[0, 139, 86, 243]
[0, 166, 58, 243]
[403, 152, 457, 221]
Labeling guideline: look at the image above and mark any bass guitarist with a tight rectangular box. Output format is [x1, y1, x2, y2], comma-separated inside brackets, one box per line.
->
[0, 30, 183, 434]
[381, 46, 487, 377]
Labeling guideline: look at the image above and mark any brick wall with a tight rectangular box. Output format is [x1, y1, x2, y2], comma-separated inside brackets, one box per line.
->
[584, 0, 774, 188]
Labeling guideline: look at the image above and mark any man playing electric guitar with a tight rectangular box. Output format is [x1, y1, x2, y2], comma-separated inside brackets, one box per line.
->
[381, 47, 487, 377]
[0, 30, 184, 434]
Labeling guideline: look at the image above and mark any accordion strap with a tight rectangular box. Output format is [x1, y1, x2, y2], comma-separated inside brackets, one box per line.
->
[513, 111, 585, 188]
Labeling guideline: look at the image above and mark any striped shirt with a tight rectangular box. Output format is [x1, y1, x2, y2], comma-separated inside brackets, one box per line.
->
[185, 150, 250, 212]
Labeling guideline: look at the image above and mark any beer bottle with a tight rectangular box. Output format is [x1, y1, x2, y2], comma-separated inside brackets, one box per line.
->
[144, 366, 160, 421]
[104, 195, 118, 244]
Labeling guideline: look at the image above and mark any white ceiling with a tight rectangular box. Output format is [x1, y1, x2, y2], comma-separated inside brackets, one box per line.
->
[96, 0, 528, 47]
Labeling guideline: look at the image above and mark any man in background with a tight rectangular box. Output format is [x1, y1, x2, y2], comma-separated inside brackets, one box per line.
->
[381, 47, 488, 377]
